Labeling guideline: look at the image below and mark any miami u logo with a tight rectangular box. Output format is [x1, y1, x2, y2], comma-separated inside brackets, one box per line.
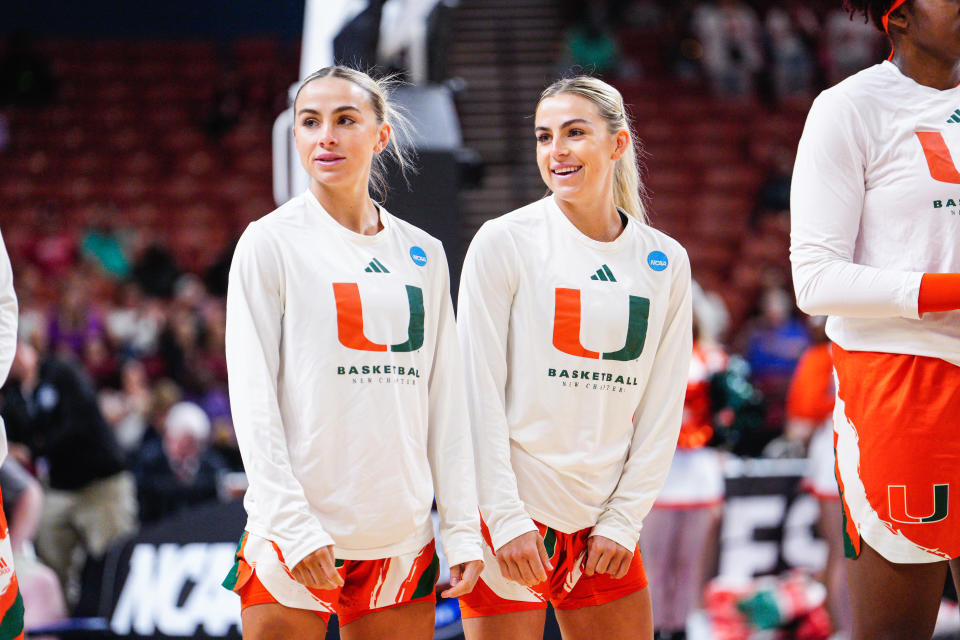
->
[552, 288, 649, 361]
[332, 283, 424, 352]
[888, 483, 949, 524]
[916, 132, 960, 184]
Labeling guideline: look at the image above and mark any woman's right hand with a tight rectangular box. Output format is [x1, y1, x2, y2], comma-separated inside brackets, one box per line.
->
[495, 531, 554, 586]
[291, 545, 345, 590]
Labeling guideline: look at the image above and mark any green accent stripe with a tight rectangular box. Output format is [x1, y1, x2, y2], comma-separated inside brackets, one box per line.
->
[411, 552, 440, 599]
[838, 488, 859, 559]
[542, 528, 557, 558]
[595, 269, 608, 281]
[221, 531, 248, 591]
[951, 114, 960, 124]
[365, 266, 373, 272]
[372, 258, 390, 273]
[590, 275, 599, 280]
[602, 264, 616, 282]
[368, 260, 382, 273]
[0, 590, 23, 640]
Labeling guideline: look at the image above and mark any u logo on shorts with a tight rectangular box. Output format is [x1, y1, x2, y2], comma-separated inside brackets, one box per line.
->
[552, 288, 650, 362]
[332, 283, 424, 352]
[888, 483, 950, 524]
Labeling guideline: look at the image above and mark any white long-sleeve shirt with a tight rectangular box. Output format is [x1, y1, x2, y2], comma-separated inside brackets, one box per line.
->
[791, 61, 960, 364]
[226, 190, 482, 570]
[457, 196, 692, 553]
[0, 229, 17, 464]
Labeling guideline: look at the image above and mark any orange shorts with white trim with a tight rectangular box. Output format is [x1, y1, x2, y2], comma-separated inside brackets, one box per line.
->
[221, 531, 439, 626]
[457, 520, 647, 618]
[833, 346, 960, 563]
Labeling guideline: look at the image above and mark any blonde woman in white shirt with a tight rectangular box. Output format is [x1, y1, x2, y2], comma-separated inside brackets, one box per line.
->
[221, 66, 483, 640]
[457, 76, 692, 640]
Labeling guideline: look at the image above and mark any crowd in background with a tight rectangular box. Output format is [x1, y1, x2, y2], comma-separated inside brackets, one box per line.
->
[559, 0, 883, 103]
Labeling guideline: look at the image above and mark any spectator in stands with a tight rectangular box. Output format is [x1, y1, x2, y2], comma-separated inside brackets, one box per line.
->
[27, 204, 77, 278]
[130, 242, 181, 299]
[737, 285, 809, 453]
[822, 8, 883, 85]
[563, 22, 621, 78]
[98, 359, 152, 457]
[47, 272, 107, 362]
[80, 204, 131, 280]
[764, 2, 819, 101]
[133, 401, 227, 524]
[1, 342, 137, 604]
[691, 0, 763, 97]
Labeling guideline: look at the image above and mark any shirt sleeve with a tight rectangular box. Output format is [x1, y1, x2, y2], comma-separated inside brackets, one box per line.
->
[591, 248, 693, 551]
[790, 90, 923, 319]
[0, 230, 17, 464]
[425, 245, 483, 567]
[225, 223, 333, 570]
[457, 223, 538, 551]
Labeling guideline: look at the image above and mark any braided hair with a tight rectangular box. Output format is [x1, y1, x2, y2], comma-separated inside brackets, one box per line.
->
[842, 0, 900, 32]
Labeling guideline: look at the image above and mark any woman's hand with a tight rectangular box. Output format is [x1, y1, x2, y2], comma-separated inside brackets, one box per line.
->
[291, 545, 345, 590]
[584, 535, 633, 579]
[495, 531, 554, 586]
[441, 559, 485, 598]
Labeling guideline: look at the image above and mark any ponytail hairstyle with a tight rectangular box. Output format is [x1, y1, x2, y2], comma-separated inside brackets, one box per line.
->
[294, 66, 416, 202]
[538, 76, 649, 224]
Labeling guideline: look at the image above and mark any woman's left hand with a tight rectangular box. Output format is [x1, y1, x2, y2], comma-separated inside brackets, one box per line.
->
[440, 559, 485, 598]
[584, 535, 634, 579]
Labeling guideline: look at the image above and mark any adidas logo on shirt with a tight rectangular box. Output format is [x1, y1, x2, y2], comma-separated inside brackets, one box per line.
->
[364, 258, 390, 273]
[589, 265, 617, 282]
[947, 109, 960, 124]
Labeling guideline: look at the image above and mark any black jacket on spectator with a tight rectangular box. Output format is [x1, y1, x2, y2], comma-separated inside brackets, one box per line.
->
[1, 357, 127, 490]
[133, 438, 227, 524]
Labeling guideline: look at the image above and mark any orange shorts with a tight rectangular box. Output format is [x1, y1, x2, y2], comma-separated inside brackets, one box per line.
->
[458, 520, 647, 618]
[833, 346, 960, 563]
[222, 531, 439, 626]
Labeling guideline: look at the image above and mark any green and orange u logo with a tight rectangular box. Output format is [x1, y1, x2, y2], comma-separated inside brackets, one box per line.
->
[552, 288, 649, 362]
[917, 132, 960, 184]
[332, 283, 424, 352]
[888, 483, 949, 524]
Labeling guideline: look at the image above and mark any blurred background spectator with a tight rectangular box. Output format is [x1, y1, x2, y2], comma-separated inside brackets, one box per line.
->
[1, 342, 136, 604]
[133, 401, 227, 524]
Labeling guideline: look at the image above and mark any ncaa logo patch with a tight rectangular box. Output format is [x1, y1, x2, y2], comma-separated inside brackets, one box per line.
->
[410, 246, 427, 267]
[647, 251, 668, 272]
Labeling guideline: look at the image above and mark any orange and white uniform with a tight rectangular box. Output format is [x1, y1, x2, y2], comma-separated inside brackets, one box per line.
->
[0, 230, 24, 640]
[456, 196, 692, 614]
[222, 191, 482, 618]
[791, 61, 960, 562]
